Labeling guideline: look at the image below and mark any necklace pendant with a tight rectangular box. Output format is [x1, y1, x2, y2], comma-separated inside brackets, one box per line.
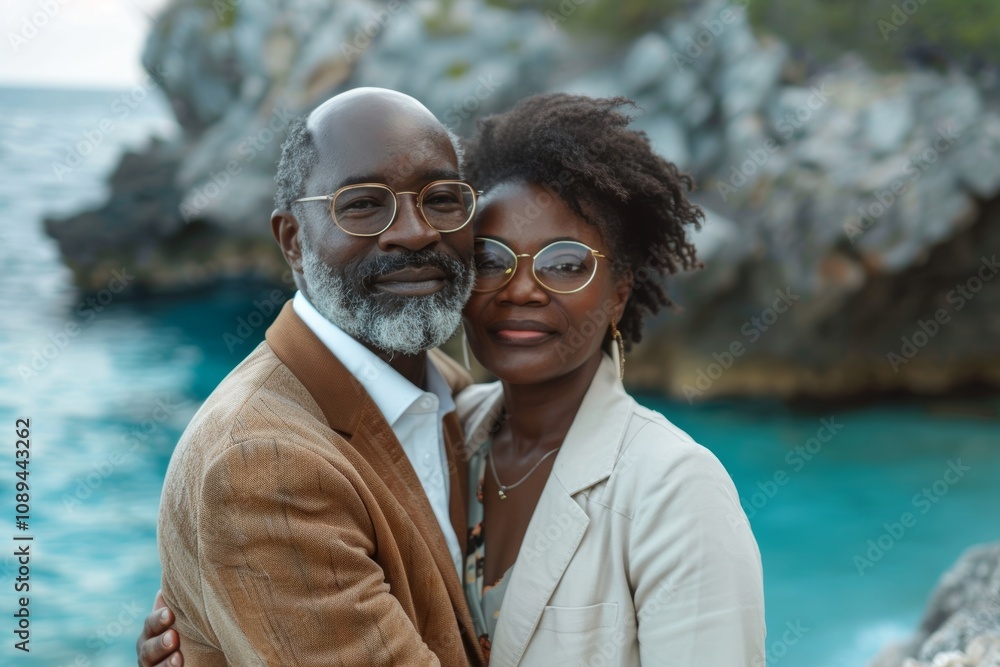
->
[498, 487, 507, 500]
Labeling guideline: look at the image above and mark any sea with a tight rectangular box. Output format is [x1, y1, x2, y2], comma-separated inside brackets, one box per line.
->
[0, 85, 998, 667]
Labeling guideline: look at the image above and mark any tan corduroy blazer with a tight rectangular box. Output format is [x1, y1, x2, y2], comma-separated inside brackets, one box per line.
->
[158, 301, 485, 667]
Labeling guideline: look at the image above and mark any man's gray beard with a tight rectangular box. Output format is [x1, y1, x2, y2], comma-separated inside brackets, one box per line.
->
[300, 244, 473, 356]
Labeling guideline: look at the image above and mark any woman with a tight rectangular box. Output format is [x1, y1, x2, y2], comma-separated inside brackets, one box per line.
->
[138, 93, 764, 666]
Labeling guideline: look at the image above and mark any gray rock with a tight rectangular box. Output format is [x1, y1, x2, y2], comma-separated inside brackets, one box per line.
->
[675, 205, 751, 301]
[769, 83, 834, 140]
[856, 153, 913, 191]
[865, 96, 914, 154]
[919, 608, 1000, 662]
[664, 20, 716, 78]
[920, 77, 983, 138]
[635, 115, 690, 168]
[690, 132, 724, 168]
[45, 0, 1000, 400]
[722, 113, 766, 156]
[795, 131, 856, 172]
[558, 69, 624, 101]
[869, 543, 1000, 667]
[715, 9, 758, 65]
[681, 90, 715, 128]
[660, 66, 700, 110]
[623, 33, 672, 93]
[717, 43, 786, 120]
[955, 116, 1000, 196]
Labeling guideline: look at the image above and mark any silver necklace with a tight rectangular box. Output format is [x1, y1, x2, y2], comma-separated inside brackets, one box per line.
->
[488, 446, 560, 500]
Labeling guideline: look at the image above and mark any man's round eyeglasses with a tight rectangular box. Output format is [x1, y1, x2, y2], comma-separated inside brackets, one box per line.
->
[293, 180, 480, 237]
[472, 237, 609, 294]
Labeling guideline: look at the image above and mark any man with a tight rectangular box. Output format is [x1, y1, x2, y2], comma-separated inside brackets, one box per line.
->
[143, 87, 485, 666]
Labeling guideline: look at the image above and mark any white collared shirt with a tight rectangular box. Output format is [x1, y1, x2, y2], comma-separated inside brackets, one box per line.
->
[292, 291, 462, 578]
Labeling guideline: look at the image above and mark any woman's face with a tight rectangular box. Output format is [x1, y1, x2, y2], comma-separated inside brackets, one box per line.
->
[463, 181, 630, 385]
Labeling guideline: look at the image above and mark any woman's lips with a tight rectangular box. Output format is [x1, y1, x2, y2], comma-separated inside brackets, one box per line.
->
[490, 320, 557, 345]
[494, 330, 554, 343]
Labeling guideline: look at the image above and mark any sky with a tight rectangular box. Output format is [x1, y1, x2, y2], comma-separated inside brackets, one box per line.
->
[3, 0, 169, 89]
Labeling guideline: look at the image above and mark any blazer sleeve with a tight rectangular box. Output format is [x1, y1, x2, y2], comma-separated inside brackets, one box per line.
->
[195, 437, 443, 667]
[627, 428, 766, 666]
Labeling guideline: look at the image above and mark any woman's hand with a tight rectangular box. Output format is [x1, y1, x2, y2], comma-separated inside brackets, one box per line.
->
[135, 591, 183, 667]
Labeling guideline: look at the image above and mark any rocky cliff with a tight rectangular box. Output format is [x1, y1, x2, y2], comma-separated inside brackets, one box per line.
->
[870, 543, 1000, 667]
[44, 0, 1000, 399]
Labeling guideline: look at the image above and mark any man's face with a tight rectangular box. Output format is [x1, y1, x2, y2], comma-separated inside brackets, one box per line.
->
[295, 102, 475, 356]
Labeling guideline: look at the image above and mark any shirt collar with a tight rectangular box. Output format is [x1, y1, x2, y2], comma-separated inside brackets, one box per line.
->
[292, 291, 453, 425]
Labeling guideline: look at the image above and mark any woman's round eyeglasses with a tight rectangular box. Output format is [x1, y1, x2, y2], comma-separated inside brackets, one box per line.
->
[294, 180, 479, 237]
[472, 237, 609, 294]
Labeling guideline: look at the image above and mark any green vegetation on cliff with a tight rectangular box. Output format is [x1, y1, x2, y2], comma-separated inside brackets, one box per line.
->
[748, 0, 1000, 71]
[482, 0, 1000, 71]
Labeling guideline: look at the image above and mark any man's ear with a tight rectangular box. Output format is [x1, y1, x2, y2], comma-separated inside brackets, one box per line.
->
[272, 210, 303, 274]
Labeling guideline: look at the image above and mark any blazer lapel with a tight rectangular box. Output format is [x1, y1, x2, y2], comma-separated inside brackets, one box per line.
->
[443, 411, 469, 557]
[442, 411, 485, 664]
[488, 351, 633, 667]
[266, 302, 484, 666]
[265, 301, 367, 438]
[352, 404, 482, 665]
[488, 475, 590, 667]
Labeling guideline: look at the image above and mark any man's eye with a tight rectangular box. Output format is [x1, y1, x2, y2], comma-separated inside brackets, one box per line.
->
[339, 198, 383, 214]
[424, 192, 461, 206]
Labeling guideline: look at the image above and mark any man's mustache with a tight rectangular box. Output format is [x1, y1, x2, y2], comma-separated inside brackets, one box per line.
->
[359, 250, 471, 287]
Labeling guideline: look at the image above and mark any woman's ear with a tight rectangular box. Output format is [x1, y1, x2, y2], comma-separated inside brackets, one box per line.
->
[272, 210, 303, 274]
[613, 268, 633, 323]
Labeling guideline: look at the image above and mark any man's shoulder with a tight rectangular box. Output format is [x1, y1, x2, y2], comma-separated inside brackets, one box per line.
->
[168, 341, 334, 467]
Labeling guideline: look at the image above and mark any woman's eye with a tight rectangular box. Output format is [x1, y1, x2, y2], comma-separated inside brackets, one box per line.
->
[475, 258, 507, 273]
[541, 255, 588, 274]
[552, 262, 586, 273]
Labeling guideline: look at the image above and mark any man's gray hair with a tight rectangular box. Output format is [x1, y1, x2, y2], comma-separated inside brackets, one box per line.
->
[274, 116, 318, 211]
[446, 128, 465, 171]
[273, 114, 466, 211]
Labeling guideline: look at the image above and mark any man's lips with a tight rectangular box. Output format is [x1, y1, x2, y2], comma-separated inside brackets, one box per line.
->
[372, 267, 450, 295]
[489, 319, 557, 344]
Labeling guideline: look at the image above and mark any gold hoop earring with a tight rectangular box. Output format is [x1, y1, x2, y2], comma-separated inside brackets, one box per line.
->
[611, 323, 625, 380]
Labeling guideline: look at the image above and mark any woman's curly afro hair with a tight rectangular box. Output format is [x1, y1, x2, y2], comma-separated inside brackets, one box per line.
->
[463, 93, 703, 349]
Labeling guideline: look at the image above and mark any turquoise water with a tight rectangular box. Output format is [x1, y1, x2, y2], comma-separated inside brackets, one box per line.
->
[1, 86, 998, 666]
[650, 397, 999, 666]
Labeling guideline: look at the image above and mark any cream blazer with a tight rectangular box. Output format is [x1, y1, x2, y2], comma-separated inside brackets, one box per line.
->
[456, 349, 765, 667]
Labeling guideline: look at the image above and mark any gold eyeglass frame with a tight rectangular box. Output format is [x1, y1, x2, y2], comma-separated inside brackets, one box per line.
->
[472, 237, 609, 295]
[293, 180, 481, 237]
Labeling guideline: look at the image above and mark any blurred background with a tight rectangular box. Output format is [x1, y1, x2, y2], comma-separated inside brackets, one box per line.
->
[2, 0, 999, 665]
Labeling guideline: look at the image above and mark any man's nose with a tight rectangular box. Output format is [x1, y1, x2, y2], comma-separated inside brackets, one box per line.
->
[377, 193, 441, 252]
